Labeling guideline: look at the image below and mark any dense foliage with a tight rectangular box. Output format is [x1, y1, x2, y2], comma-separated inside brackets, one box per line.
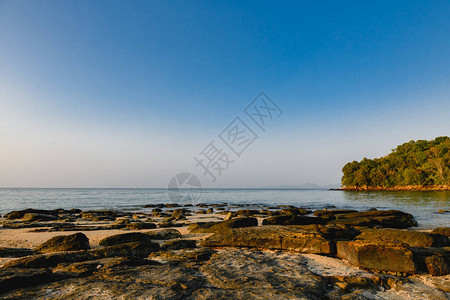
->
[342, 136, 450, 187]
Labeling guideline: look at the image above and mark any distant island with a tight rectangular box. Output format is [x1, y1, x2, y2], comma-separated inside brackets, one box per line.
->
[341, 136, 450, 191]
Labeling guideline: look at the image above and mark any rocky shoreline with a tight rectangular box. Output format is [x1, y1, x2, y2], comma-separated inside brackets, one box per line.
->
[337, 185, 450, 191]
[0, 204, 449, 299]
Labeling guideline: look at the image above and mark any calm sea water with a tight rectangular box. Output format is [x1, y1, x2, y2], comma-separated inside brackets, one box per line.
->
[0, 188, 448, 228]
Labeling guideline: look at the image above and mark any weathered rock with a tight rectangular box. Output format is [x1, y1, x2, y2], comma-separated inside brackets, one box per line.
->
[36, 233, 90, 253]
[196, 249, 327, 299]
[22, 213, 58, 222]
[0, 247, 35, 258]
[294, 224, 360, 241]
[313, 209, 358, 220]
[145, 228, 182, 240]
[4, 241, 160, 269]
[161, 239, 197, 251]
[410, 247, 450, 274]
[280, 208, 309, 215]
[432, 227, 450, 238]
[356, 228, 449, 247]
[425, 255, 450, 276]
[235, 209, 259, 216]
[202, 225, 335, 255]
[262, 215, 325, 226]
[329, 210, 418, 228]
[0, 268, 56, 294]
[125, 222, 157, 230]
[53, 257, 160, 278]
[2, 263, 203, 299]
[149, 248, 216, 263]
[188, 217, 258, 233]
[99, 232, 152, 246]
[4, 209, 58, 220]
[336, 240, 416, 273]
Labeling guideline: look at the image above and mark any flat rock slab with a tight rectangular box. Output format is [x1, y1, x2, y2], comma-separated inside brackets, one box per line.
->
[201, 225, 335, 255]
[1, 249, 327, 300]
[336, 240, 416, 274]
[356, 228, 449, 247]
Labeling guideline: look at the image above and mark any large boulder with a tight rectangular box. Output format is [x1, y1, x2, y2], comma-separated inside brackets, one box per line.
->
[36, 233, 90, 253]
[201, 225, 335, 255]
[99, 232, 152, 246]
[329, 210, 417, 229]
[355, 228, 449, 247]
[262, 215, 325, 226]
[336, 240, 416, 274]
[188, 217, 258, 233]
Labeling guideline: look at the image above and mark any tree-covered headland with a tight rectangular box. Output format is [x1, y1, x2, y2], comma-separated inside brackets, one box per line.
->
[342, 136, 450, 190]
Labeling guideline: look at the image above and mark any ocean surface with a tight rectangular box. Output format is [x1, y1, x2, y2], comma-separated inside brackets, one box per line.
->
[0, 188, 448, 228]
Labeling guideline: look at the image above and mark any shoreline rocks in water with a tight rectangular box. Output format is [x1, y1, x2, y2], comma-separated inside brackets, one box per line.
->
[0, 204, 449, 298]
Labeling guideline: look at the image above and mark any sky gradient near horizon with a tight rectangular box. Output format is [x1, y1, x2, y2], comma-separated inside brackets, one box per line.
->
[1, 0, 449, 188]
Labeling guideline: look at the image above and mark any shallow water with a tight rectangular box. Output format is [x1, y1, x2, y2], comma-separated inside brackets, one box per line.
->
[0, 188, 448, 227]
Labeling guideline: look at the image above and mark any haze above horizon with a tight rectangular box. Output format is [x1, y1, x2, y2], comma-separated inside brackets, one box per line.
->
[1, 0, 449, 188]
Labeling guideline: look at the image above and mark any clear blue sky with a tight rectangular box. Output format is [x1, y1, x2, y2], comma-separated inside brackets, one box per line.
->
[1, 0, 449, 187]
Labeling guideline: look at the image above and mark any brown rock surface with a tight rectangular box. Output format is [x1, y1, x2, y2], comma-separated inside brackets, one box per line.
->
[336, 240, 416, 273]
[201, 225, 335, 255]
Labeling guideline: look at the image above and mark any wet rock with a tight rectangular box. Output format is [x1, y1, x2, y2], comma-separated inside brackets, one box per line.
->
[4, 209, 58, 220]
[145, 228, 182, 240]
[0, 247, 35, 258]
[125, 222, 157, 230]
[22, 213, 58, 222]
[432, 227, 450, 238]
[425, 255, 450, 276]
[161, 239, 197, 251]
[336, 240, 416, 273]
[36, 233, 90, 253]
[329, 210, 418, 229]
[188, 217, 258, 233]
[202, 225, 335, 255]
[356, 228, 449, 247]
[99, 232, 152, 246]
[263, 215, 325, 226]
[0, 268, 56, 294]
